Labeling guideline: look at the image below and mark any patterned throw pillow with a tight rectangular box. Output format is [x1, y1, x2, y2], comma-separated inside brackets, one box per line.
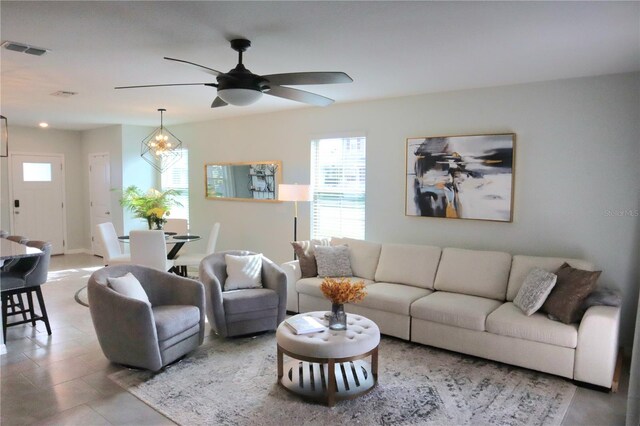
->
[541, 263, 601, 324]
[314, 245, 352, 277]
[291, 239, 331, 278]
[513, 267, 557, 316]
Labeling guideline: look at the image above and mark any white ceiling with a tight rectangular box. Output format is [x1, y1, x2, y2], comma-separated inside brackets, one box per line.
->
[1, 1, 639, 131]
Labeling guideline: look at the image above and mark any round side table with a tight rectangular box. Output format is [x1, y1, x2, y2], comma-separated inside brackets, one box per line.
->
[276, 311, 380, 406]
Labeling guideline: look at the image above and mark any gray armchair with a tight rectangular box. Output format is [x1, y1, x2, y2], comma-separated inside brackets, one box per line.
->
[88, 264, 205, 371]
[199, 250, 287, 337]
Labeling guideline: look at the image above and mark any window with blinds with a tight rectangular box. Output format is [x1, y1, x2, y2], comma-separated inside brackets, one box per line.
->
[310, 136, 366, 239]
[161, 149, 189, 221]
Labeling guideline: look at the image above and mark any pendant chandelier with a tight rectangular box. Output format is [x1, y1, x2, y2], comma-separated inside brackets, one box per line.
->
[141, 108, 182, 172]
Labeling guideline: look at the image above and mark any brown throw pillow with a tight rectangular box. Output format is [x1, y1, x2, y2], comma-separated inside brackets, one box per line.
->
[541, 263, 601, 324]
[291, 239, 330, 278]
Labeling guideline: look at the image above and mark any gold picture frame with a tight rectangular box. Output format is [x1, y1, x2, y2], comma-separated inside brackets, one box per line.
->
[205, 160, 282, 202]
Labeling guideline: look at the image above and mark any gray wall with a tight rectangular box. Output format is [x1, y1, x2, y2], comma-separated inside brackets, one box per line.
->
[172, 72, 639, 348]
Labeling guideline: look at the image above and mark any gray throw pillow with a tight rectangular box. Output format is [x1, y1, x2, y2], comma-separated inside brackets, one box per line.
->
[513, 267, 557, 316]
[291, 238, 331, 278]
[107, 272, 150, 305]
[315, 245, 352, 277]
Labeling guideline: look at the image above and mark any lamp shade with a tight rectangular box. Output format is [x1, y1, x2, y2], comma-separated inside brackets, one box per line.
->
[278, 184, 312, 202]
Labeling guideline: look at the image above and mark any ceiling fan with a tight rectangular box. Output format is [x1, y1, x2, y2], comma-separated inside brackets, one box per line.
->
[115, 39, 353, 108]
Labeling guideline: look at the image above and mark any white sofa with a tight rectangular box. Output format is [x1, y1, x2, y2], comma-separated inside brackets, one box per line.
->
[281, 237, 620, 388]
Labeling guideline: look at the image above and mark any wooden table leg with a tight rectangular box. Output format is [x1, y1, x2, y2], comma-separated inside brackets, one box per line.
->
[327, 358, 336, 406]
[371, 346, 379, 383]
[277, 345, 283, 383]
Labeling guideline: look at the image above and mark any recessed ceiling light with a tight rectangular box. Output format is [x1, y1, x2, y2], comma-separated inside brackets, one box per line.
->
[39, 122, 49, 128]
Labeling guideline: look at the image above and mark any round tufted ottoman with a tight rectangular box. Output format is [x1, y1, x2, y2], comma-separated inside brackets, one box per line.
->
[276, 311, 380, 406]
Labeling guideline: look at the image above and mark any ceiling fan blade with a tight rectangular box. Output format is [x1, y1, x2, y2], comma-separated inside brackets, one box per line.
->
[115, 83, 214, 89]
[211, 97, 228, 108]
[164, 57, 223, 76]
[262, 72, 352, 86]
[265, 85, 334, 106]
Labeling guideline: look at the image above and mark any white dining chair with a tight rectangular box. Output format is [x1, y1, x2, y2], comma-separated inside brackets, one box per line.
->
[164, 218, 188, 235]
[130, 230, 174, 272]
[174, 222, 220, 276]
[96, 223, 131, 266]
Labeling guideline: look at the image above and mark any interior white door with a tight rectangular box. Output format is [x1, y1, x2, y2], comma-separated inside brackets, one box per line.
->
[10, 153, 66, 254]
[89, 153, 112, 256]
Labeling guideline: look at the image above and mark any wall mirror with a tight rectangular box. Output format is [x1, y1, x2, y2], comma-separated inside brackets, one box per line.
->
[205, 161, 282, 202]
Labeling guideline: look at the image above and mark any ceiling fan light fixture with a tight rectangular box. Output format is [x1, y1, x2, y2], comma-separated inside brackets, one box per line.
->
[217, 88, 263, 106]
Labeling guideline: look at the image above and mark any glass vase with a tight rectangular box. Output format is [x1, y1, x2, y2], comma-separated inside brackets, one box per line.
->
[329, 303, 347, 330]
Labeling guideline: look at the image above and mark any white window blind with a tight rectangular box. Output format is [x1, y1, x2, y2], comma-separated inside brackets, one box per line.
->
[311, 136, 366, 239]
[161, 149, 189, 221]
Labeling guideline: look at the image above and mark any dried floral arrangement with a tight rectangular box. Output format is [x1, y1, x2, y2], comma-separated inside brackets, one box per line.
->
[320, 277, 367, 304]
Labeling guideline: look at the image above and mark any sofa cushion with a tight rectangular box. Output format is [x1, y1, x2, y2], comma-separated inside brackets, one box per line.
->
[315, 245, 352, 277]
[331, 237, 381, 281]
[434, 248, 512, 300]
[357, 282, 432, 315]
[291, 238, 330, 278]
[296, 277, 374, 299]
[152, 305, 200, 341]
[513, 267, 557, 316]
[222, 288, 279, 315]
[374, 244, 441, 289]
[506, 255, 595, 301]
[541, 263, 601, 324]
[410, 291, 502, 331]
[486, 302, 578, 348]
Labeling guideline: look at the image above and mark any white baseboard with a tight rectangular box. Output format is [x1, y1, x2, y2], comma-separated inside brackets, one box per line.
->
[64, 248, 92, 255]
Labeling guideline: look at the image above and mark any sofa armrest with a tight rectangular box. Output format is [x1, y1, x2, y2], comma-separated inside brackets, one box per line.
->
[281, 260, 301, 312]
[574, 305, 620, 387]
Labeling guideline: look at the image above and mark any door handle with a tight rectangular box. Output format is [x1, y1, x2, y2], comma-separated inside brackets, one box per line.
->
[105, 211, 110, 215]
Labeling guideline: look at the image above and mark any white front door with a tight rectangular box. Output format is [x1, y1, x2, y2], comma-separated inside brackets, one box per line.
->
[9, 153, 66, 254]
[89, 153, 112, 256]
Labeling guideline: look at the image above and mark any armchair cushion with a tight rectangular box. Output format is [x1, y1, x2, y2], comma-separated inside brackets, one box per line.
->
[152, 305, 200, 341]
[107, 272, 150, 305]
[223, 288, 279, 314]
[225, 253, 263, 290]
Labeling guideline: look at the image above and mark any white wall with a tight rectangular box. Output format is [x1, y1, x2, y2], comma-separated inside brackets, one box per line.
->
[0, 126, 85, 249]
[172, 72, 640, 348]
[81, 125, 124, 250]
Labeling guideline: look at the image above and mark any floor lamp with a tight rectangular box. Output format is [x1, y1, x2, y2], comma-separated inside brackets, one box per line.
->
[278, 184, 311, 259]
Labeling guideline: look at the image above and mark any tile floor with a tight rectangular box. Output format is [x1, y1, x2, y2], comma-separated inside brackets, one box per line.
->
[0, 254, 630, 425]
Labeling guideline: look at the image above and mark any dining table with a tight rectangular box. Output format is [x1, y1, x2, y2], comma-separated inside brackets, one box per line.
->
[117, 232, 201, 260]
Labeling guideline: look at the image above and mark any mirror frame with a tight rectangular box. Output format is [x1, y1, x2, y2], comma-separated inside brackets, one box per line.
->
[204, 160, 282, 202]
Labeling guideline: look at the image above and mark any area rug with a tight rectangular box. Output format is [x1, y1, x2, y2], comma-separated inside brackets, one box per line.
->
[109, 333, 575, 426]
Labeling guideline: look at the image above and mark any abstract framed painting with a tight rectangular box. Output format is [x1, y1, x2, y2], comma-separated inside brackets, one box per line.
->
[406, 133, 515, 222]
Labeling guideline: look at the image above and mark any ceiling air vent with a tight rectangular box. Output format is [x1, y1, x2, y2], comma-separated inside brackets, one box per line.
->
[1, 41, 49, 56]
[50, 91, 78, 98]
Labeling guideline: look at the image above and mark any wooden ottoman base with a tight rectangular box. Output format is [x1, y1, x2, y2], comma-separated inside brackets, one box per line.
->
[277, 344, 378, 406]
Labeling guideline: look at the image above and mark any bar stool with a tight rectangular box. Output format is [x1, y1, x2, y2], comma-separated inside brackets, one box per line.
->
[1, 241, 52, 340]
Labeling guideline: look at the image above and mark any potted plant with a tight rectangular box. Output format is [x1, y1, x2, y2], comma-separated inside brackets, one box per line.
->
[119, 186, 183, 230]
[320, 277, 367, 330]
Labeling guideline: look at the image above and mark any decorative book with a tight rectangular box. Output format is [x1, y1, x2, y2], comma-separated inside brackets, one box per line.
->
[284, 316, 326, 335]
